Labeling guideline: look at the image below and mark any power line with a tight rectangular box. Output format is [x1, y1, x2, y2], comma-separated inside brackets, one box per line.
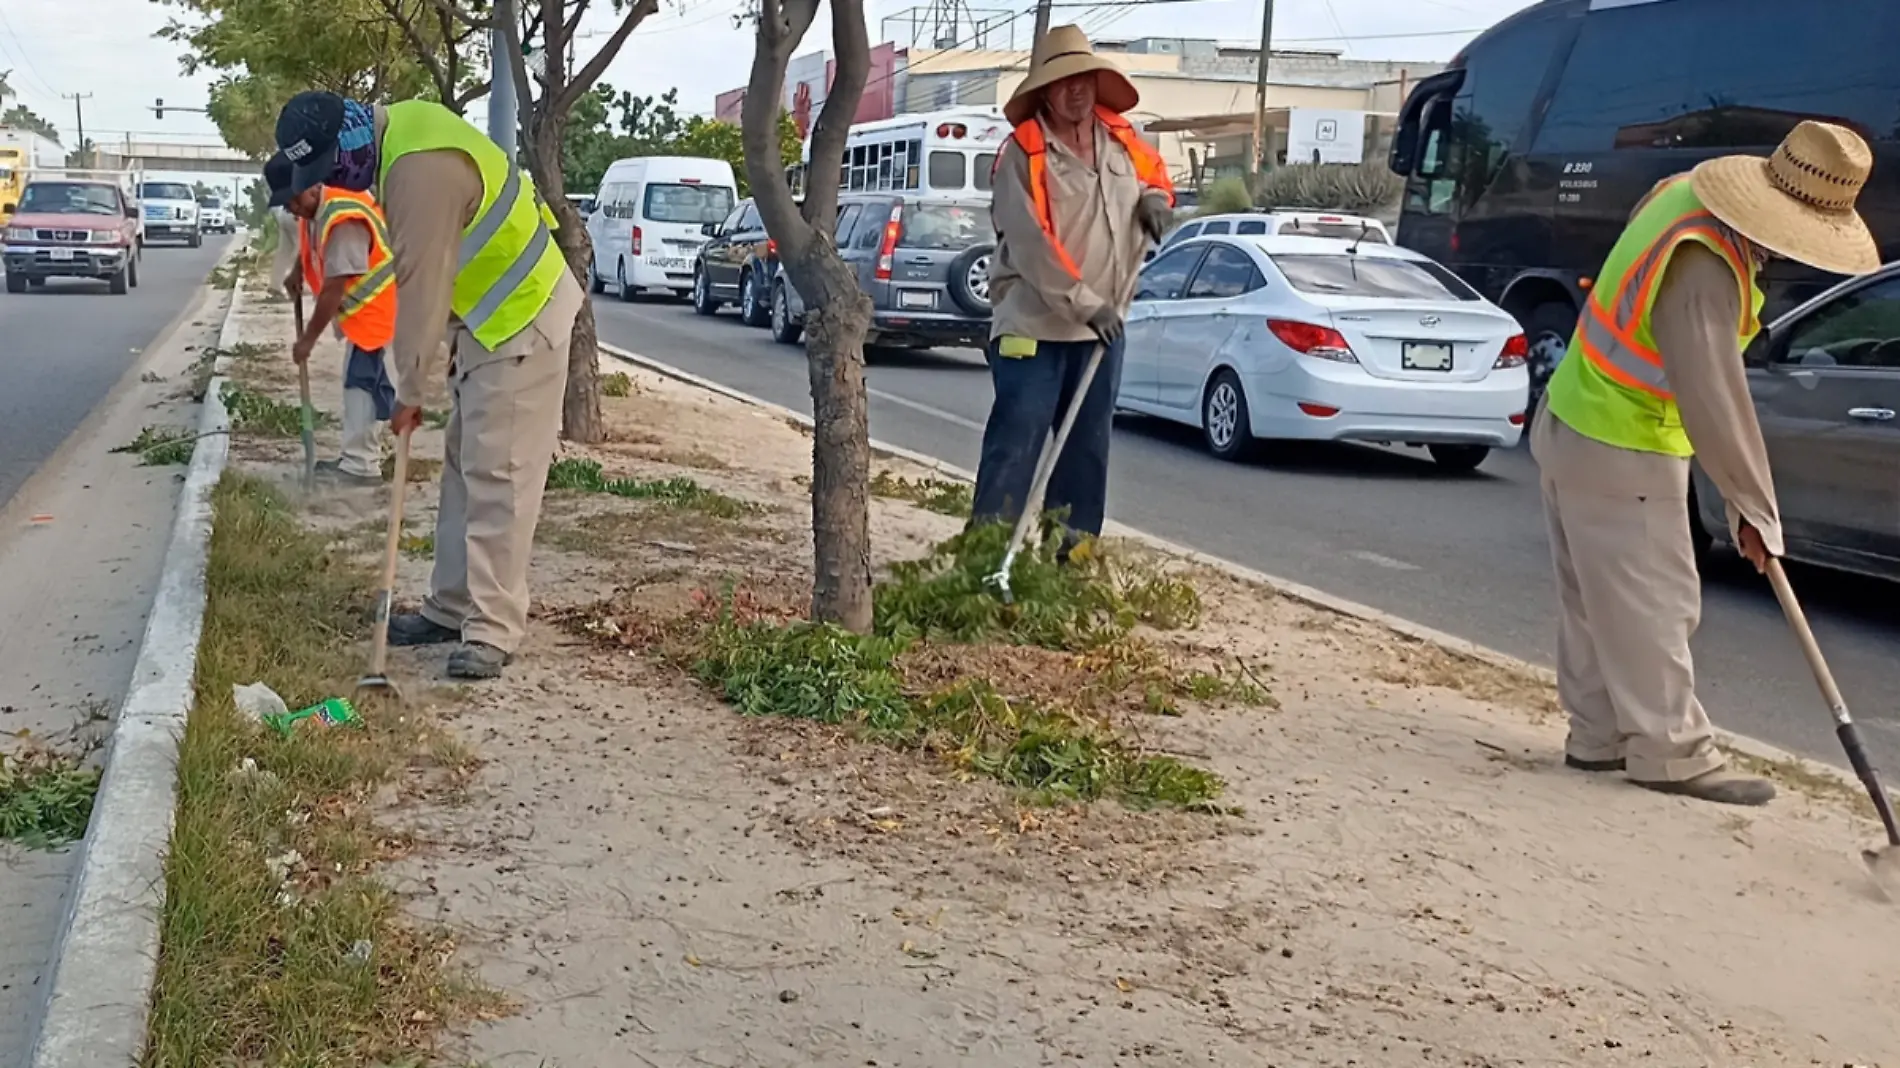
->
[0, 6, 60, 100]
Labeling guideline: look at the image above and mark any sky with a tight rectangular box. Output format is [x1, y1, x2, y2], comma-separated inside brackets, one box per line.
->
[0, 0, 1539, 159]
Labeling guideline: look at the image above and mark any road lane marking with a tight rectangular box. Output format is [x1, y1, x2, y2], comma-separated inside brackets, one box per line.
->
[1347, 550, 1420, 571]
[865, 387, 985, 431]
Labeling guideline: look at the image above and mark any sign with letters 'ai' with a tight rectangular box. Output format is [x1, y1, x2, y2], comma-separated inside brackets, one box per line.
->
[1286, 108, 1367, 165]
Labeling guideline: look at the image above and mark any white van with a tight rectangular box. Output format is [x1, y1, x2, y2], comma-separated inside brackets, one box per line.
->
[587, 157, 738, 300]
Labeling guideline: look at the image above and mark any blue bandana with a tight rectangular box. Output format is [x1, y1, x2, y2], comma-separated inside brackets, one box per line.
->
[329, 100, 380, 191]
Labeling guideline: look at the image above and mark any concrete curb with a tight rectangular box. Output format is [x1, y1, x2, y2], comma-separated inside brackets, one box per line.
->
[26, 278, 244, 1068]
[596, 342, 1881, 804]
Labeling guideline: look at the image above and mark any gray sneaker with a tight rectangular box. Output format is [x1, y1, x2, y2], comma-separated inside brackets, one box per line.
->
[315, 459, 382, 487]
[1634, 769, 1776, 807]
[447, 641, 511, 679]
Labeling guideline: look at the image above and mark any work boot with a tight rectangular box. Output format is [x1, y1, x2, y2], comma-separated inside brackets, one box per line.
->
[388, 613, 459, 647]
[1634, 769, 1776, 807]
[1565, 754, 1626, 773]
[314, 459, 382, 487]
[446, 641, 511, 680]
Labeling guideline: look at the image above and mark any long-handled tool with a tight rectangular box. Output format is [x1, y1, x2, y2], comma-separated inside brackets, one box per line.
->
[355, 427, 412, 703]
[293, 290, 316, 491]
[1764, 558, 1900, 898]
[985, 340, 1108, 605]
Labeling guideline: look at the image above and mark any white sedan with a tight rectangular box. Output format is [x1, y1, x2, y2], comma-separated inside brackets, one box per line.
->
[1117, 234, 1531, 471]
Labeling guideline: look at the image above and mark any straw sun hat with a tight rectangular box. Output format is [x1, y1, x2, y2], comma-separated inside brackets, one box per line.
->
[1691, 120, 1880, 277]
[1003, 24, 1139, 126]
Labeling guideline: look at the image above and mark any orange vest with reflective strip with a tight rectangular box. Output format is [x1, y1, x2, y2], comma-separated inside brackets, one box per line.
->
[999, 108, 1175, 280]
[299, 186, 398, 351]
[1546, 174, 1763, 458]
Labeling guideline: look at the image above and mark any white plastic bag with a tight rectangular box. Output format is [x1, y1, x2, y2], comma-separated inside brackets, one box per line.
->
[233, 682, 289, 723]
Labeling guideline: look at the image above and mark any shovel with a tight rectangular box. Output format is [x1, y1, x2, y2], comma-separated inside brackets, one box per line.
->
[1764, 558, 1900, 898]
[355, 426, 412, 704]
[985, 341, 1107, 605]
[293, 289, 316, 491]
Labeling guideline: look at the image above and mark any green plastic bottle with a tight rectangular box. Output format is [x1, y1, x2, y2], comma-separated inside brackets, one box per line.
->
[263, 697, 363, 737]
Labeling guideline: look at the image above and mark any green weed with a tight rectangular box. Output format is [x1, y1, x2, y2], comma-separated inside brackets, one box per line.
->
[115, 426, 198, 466]
[869, 471, 973, 518]
[545, 457, 758, 518]
[0, 751, 99, 848]
[220, 383, 331, 438]
[600, 371, 633, 397]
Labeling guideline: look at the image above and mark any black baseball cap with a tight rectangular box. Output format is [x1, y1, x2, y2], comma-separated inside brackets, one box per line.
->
[274, 91, 346, 196]
[263, 151, 293, 207]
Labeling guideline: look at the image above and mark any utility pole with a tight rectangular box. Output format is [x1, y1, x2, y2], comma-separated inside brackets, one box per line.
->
[489, 0, 518, 157]
[1032, 0, 1052, 49]
[64, 92, 93, 168]
[1249, 0, 1274, 186]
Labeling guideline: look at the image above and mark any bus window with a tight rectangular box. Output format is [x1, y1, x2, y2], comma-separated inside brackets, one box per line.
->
[1406, 97, 1458, 217]
[1449, 5, 1568, 171]
[928, 151, 966, 191]
[975, 153, 997, 190]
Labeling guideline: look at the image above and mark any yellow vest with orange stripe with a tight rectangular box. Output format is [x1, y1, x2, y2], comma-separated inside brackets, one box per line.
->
[1545, 175, 1764, 458]
[298, 186, 398, 351]
[1001, 107, 1175, 279]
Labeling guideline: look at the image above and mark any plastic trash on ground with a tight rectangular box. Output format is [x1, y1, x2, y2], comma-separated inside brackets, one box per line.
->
[234, 683, 364, 737]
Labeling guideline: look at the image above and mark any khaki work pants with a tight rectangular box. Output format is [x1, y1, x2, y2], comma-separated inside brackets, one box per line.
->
[420, 275, 582, 654]
[1531, 407, 1726, 783]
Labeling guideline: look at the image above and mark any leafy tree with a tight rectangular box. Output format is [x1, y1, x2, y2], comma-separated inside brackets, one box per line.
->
[64, 139, 96, 168]
[562, 84, 802, 196]
[0, 104, 60, 144]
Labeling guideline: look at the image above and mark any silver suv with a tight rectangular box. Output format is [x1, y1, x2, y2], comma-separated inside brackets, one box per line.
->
[768, 194, 993, 350]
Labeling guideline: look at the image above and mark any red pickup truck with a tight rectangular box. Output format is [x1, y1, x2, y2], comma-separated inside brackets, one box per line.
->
[2, 178, 141, 294]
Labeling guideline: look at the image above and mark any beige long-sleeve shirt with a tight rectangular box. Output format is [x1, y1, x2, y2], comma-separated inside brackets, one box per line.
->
[1650, 242, 1784, 555]
[988, 119, 1147, 342]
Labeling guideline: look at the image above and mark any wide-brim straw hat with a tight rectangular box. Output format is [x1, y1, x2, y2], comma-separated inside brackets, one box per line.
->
[1691, 120, 1880, 277]
[1003, 24, 1139, 127]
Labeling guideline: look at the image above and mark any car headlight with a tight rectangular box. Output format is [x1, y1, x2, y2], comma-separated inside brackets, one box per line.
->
[4, 227, 30, 241]
[92, 230, 121, 244]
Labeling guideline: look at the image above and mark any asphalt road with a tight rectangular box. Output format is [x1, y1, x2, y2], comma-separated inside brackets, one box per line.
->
[0, 238, 234, 507]
[593, 293, 1900, 768]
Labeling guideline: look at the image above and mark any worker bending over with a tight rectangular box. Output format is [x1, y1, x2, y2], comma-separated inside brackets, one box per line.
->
[1534, 121, 1879, 806]
[971, 25, 1173, 549]
[275, 91, 582, 680]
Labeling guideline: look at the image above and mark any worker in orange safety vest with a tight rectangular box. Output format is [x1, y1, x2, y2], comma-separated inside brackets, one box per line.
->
[971, 23, 1174, 551]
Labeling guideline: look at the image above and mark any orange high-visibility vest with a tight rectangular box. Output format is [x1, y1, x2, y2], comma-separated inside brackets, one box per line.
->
[999, 107, 1175, 279]
[299, 186, 397, 351]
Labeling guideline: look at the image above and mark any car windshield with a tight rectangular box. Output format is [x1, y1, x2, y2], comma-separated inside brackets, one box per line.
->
[141, 182, 194, 201]
[899, 202, 986, 249]
[197, 197, 221, 208]
[20, 182, 120, 216]
[1271, 254, 1480, 301]
[643, 183, 734, 225]
[1275, 219, 1388, 242]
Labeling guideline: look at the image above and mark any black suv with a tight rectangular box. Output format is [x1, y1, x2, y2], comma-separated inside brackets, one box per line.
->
[767, 193, 993, 349]
[691, 198, 779, 325]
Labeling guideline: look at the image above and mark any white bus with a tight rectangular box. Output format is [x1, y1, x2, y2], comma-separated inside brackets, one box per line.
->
[587, 156, 738, 300]
[788, 107, 1013, 201]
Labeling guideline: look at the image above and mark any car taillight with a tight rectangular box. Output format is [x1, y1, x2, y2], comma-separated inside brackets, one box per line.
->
[631, 226, 643, 255]
[874, 204, 903, 281]
[1267, 319, 1357, 363]
[766, 238, 777, 258]
[1494, 333, 1529, 369]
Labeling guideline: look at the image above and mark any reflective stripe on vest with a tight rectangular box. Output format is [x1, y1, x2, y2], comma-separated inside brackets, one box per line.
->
[1001, 107, 1176, 280]
[299, 187, 398, 351]
[375, 100, 567, 351]
[1572, 178, 1756, 401]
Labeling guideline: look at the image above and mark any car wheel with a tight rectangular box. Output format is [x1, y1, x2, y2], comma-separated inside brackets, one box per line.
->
[5, 273, 25, 294]
[1521, 301, 1576, 411]
[618, 259, 636, 303]
[1427, 444, 1489, 472]
[692, 266, 719, 316]
[1201, 369, 1254, 461]
[947, 243, 994, 317]
[109, 264, 129, 295]
[589, 261, 605, 295]
[740, 271, 770, 327]
[188, 230, 202, 249]
[770, 280, 803, 345]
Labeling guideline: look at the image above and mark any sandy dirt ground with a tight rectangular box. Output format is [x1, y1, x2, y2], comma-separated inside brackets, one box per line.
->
[221, 281, 1900, 1068]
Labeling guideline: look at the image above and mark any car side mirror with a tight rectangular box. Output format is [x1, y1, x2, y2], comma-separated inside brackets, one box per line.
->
[124, 204, 138, 218]
[701, 222, 719, 237]
[1743, 332, 1771, 369]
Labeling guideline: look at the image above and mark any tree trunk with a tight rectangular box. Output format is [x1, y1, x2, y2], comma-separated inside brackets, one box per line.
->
[528, 113, 606, 445]
[791, 250, 875, 631]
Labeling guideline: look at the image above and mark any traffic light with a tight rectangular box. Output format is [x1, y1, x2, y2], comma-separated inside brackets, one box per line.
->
[154, 98, 164, 120]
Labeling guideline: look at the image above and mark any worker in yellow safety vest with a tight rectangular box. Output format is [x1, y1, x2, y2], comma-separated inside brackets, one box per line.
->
[972, 24, 1174, 551]
[1533, 121, 1879, 806]
[275, 91, 583, 680]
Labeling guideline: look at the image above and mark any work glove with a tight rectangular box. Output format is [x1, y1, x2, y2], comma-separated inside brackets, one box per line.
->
[1087, 306, 1125, 346]
[1135, 191, 1173, 245]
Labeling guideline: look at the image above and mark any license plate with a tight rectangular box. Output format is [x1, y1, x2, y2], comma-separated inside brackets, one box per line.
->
[48, 247, 74, 261]
[1402, 341, 1454, 371]
[898, 290, 936, 309]
[651, 257, 689, 271]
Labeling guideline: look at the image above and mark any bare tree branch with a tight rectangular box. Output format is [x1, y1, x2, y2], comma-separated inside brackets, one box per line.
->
[555, 0, 660, 113]
[497, 0, 540, 173]
[378, 0, 455, 103]
[804, 0, 867, 228]
[741, 0, 814, 260]
[428, 0, 492, 30]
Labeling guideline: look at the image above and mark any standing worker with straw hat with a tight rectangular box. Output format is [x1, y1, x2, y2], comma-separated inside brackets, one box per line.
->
[274, 90, 583, 680]
[970, 24, 1175, 549]
[1534, 121, 1881, 806]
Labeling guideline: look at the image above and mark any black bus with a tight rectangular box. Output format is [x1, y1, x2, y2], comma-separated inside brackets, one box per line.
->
[1388, 0, 1900, 397]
